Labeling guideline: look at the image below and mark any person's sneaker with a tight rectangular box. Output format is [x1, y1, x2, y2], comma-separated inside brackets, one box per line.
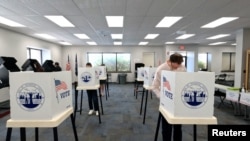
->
[88, 110, 94, 115]
[96, 111, 99, 116]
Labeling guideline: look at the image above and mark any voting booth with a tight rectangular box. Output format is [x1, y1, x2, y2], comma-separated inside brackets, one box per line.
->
[160, 71, 215, 118]
[137, 67, 144, 80]
[9, 71, 73, 120]
[96, 66, 107, 79]
[78, 67, 99, 86]
[239, 92, 250, 106]
[143, 67, 156, 86]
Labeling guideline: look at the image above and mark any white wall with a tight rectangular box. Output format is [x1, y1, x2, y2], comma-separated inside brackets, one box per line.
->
[0, 28, 62, 68]
[62, 45, 165, 82]
[165, 44, 235, 74]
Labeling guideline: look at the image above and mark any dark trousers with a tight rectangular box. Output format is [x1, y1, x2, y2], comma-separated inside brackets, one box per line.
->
[162, 117, 182, 141]
[86, 90, 99, 111]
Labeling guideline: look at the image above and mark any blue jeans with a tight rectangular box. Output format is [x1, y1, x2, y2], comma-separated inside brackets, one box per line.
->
[86, 90, 99, 111]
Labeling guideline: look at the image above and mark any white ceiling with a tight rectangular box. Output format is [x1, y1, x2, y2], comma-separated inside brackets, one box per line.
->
[1, 0, 250, 46]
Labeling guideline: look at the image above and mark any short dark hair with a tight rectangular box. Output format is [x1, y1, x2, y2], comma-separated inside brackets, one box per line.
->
[86, 62, 92, 67]
[55, 62, 59, 65]
[169, 53, 183, 64]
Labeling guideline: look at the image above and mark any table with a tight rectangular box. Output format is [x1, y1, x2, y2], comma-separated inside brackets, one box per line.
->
[239, 92, 250, 120]
[214, 84, 234, 108]
[154, 106, 217, 141]
[134, 78, 144, 99]
[6, 108, 78, 141]
[140, 85, 153, 124]
[75, 85, 103, 124]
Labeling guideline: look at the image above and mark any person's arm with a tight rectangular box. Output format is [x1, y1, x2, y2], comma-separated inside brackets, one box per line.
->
[152, 68, 161, 98]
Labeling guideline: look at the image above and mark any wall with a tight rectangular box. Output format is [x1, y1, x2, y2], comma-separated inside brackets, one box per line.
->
[0, 28, 62, 68]
[165, 44, 235, 74]
[62, 45, 165, 82]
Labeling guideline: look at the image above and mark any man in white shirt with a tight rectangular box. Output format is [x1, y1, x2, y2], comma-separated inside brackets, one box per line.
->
[152, 53, 186, 141]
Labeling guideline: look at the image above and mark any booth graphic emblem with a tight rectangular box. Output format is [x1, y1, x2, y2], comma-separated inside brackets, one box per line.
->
[181, 82, 208, 109]
[80, 72, 92, 83]
[16, 83, 45, 111]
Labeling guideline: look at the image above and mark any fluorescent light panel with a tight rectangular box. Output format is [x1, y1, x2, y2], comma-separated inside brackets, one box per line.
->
[206, 34, 230, 39]
[201, 17, 238, 28]
[231, 43, 236, 46]
[35, 34, 56, 40]
[144, 34, 159, 39]
[176, 34, 195, 39]
[209, 42, 227, 45]
[87, 41, 97, 45]
[0, 16, 25, 27]
[114, 42, 122, 45]
[139, 42, 148, 45]
[156, 16, 182, 28]
[106, 16, 124, 27]
[111, 34, 123, 39]
[45, 15, 75, 27]
[165, 42, 175, 44]
[74, 34, 90, 39]
[59, 42, 72, 45]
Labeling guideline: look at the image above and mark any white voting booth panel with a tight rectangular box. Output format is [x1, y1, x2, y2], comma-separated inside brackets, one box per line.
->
[143, 67, 156, 86]
[9, 71, 73, 120]
[96, 66, 106, 79]
[78, 67, 99, 86]
[239, 92, 250, 106]
[137, 67, 144, 80]
[160, 71, 215, 118]
[226, 90, 239, 102]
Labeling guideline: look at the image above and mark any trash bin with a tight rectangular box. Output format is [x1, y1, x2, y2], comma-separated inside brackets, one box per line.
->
[118, 73, 127, 84]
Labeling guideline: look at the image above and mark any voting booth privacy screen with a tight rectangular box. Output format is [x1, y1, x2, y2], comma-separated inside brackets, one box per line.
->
[160, 71, 215, 118]
[143, 67, 156, 86]
[9, 71, 73, 120]
[137, 67, 144, 80]
[78, 67, 99, 86]
[96, 66, 107, 79]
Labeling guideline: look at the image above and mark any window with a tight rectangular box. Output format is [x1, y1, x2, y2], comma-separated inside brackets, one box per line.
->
[87, 52, 131, 73]
[198, 53, 208, 71]
[27, 48, 43, 64]
[222, 52, 235, 72]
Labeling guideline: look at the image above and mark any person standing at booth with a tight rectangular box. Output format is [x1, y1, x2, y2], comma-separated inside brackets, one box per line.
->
[152, 53, 186, 141]
[54, 62, 62, 71]
[86, 62, 99, 116]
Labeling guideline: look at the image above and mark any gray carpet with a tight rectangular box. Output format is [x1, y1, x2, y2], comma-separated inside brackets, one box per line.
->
[0, 83, 250, 141]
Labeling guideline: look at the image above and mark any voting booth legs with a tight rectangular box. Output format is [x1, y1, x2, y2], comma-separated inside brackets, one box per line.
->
[73, 84, 102, 124]
[134, 80, 144, 99]
[6, 109, 78, 141]
[139, 87, 153, 124]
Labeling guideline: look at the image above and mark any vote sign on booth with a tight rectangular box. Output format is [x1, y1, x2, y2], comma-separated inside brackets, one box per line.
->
[9, 71, 72, 120]
[96, 66, 107, 79]
[160, 71, 215, 118]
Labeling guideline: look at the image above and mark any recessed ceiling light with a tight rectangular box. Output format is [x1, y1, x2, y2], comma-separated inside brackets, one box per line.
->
[231, 43, 236, 46]
[206, 34, 230, 39]
[156, 16, 182, 28]
[165, 42, 175, 44]
[45, 15, 75, 27]
[0, 16, 25, 27]
[209, 42, 227, 45]
[139, 42, 148, 45]
[144, 34, 159, 39]
[106, 16, 124, 27]
[35, 34, 56, 40]
[59, 41, 72, 45]
[87, 41, 97, 45]
[111, 34, 123, 39]
[74, 34, 90, 39]
[201, 17, 238, 28]
[114, 42, 122, 45]
[176, 34, 195, 39]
